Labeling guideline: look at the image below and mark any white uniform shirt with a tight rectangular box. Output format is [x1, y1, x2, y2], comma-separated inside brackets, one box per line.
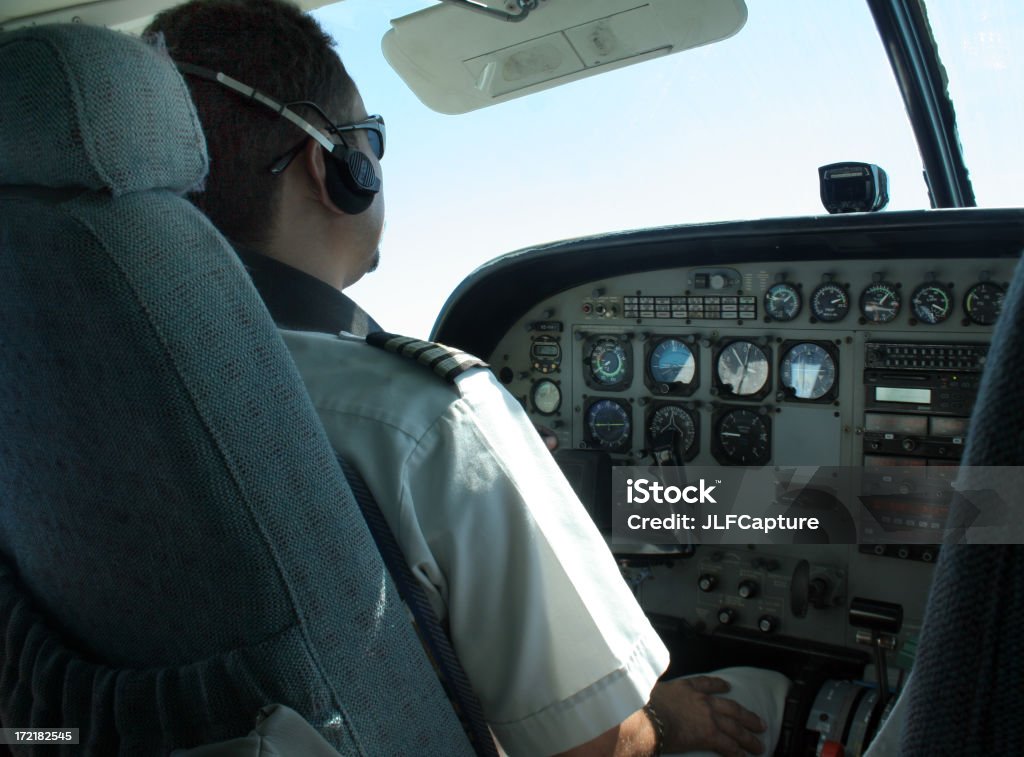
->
[281, 330, 669, 756]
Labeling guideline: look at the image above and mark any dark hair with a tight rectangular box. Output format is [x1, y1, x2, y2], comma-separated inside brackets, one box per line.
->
[146, 0, 358, 247]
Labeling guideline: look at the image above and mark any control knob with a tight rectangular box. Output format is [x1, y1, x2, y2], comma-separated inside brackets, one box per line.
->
[738, 579, 759, 599]
[757, 615, 778, 634]
[698, 574, 717, 592]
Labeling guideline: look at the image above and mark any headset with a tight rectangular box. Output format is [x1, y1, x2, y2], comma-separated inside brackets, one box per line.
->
[176, 61, 382, 215]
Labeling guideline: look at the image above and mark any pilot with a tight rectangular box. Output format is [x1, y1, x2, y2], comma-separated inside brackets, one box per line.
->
[147, 1, 770, 755]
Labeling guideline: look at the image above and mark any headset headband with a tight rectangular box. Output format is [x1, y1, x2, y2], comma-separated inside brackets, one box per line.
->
[176, 61, 336, 154]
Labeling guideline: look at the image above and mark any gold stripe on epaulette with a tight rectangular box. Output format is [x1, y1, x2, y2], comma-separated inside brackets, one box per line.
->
[365, 331, 489, 383]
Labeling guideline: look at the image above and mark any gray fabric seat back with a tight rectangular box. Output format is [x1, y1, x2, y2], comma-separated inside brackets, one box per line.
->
[899, 258, 1024, 754]
[0, 24, 470, 756]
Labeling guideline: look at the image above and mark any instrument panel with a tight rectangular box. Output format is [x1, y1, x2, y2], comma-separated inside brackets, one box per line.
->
[492, 260, 1011, 470]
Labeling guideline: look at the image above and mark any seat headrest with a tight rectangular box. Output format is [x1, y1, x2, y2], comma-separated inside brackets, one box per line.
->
[0, 24, 207, 195]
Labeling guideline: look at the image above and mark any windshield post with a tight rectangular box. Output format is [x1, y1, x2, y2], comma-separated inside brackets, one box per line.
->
[866, 0, 976, 208]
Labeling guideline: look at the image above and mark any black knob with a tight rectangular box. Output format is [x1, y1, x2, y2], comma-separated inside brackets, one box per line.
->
[717, 607, 736, 625]
[757, 615, 778, 634]
[698, 574, 717, 592]
[738, 579, 759, 599]
[901, 438, 917, 452]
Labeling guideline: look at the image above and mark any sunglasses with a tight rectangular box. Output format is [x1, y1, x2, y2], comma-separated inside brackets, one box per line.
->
[269, 110, 386, 177]
[328, 114, 386, 160]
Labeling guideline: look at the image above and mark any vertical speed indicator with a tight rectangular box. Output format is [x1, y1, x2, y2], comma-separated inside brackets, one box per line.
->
[714, 408, 771, 465]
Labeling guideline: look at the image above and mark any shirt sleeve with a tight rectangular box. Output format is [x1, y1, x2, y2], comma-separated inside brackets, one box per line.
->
[398, 369, 669, 756]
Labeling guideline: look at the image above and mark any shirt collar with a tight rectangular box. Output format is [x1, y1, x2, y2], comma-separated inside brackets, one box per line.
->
[234, 247, 382, 337]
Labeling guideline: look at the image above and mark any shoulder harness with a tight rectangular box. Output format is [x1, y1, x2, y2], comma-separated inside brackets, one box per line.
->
[366, 331, 488, 383]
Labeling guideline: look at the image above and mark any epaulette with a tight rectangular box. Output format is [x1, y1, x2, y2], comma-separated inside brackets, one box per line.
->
[366, 331, 489, 383]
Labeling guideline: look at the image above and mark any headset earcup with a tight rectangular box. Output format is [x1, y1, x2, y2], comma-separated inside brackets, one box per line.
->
[323, 146, 378, 215]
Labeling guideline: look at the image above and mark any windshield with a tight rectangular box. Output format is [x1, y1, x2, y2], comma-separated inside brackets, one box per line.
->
[925, 0, 1024, 208]
[314, 0, 1021, 337]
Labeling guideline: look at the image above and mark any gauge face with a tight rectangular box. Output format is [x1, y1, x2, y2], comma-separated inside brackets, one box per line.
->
[911, 283, 952, 324]
[715, 409, 771, 465]
[531, 379, 561, 415]
[764, 282, 802, 321]
[648, 338, 696, 385]
[587, 337, 629, 387]
[585, 399, 631, 451]
[964, 282, 1006, 325]
[648, 405, 697, 457]
[715, 341, 770, 396]
[780, 343, 836, 400]
[810, 283, 850, 323]
[860, 282, 901, 323]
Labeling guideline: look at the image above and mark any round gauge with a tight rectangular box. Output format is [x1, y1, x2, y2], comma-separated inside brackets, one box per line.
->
[764, 282, 802, 321]
[585, 399, 631, 451]
[648, 405, 697, 458]
[964, 282, 1006, 326]
[648, 338, 696, 385]
[587, 337, 629, 387]
[780, 343, 836, 400]
[715, 340, 770, 397]
[860, 282, 901, 323]
[911, 283, 952, 324]
[810, 283, 850, 323]
[531, 379, 561, 415]
[715, 409, 771, 465]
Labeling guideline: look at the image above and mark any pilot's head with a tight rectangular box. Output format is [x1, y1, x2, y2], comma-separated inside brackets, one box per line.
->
[147, 0, 384, 290]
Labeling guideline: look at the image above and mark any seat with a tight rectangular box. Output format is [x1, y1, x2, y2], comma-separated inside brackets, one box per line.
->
[897, 261, 1024, 753]
[0, 23, 471, 756]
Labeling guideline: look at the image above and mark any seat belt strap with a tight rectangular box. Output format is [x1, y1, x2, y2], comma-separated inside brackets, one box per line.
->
[336, 455, 500, 757]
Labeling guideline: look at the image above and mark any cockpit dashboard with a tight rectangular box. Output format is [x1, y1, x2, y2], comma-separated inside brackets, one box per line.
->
[433, 207, 1024, 754]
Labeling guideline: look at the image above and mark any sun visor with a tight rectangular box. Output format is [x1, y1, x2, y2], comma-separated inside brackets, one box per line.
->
[382, 0, 747, 114]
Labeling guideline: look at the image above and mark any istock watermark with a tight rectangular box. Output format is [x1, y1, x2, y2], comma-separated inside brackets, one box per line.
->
[610, 465, 1024, 547]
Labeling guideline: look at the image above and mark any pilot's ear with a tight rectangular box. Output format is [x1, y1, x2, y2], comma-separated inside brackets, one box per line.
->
[301, 137, 345, 216]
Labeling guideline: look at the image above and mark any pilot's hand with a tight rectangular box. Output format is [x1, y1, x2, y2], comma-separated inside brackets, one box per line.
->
[536, 424, 559, 451]
[650, 676, 767, 756]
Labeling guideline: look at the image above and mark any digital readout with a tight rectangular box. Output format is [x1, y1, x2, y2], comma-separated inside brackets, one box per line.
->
[875, 387, 932, 404]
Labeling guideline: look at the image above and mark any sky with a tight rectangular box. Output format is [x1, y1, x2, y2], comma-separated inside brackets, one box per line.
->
[312, 0, 1022, 338]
